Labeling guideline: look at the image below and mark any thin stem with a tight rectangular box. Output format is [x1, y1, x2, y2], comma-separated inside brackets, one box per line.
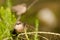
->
[27, 0, 38, 10]
[17, 31, 60, 37]
[39, 35, 49, 40]
[24, 27, 29, 40]
[34, 19, 39, 40]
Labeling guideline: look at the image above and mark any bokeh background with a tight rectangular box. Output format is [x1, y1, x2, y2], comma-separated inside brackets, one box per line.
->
[0, 0, 60, 33]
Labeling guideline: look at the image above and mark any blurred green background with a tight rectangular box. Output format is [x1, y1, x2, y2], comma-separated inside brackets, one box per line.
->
[0, 0, 60, 33]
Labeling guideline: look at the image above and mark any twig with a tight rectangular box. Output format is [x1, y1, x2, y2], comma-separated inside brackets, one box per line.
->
[17, 31, 60, 37]
[39, 35, 49, 40]
[27, 0, 38, 10]
[24, 27, 29, 40]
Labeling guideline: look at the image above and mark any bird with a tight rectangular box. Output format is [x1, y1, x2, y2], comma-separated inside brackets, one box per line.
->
[14, 21, 25, 33]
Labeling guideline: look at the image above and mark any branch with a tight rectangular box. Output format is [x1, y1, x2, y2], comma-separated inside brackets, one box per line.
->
[27, 0, 38, 10]
[17, 31, 60, 37]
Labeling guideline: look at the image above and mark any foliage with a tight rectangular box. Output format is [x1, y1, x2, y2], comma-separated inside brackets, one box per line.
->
[0, 0, 60, 40]
[0, 0, 16, 40]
